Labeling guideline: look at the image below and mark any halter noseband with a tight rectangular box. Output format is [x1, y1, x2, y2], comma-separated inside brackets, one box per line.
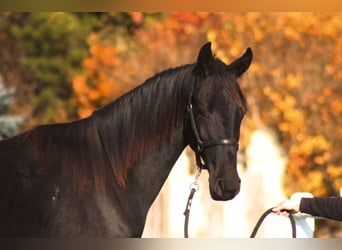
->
[186, 103, 239, 170]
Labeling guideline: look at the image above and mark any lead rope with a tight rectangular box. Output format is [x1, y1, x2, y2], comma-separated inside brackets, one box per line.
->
[183, 167, 201, 238]
[184, 200, 296, 238]
[250, 207, 296, 238]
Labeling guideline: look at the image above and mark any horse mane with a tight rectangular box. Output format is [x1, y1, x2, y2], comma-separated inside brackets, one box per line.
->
[11, 57, 247, 193]
[19, 64, 196, 193]
[88, 64, 196, 190]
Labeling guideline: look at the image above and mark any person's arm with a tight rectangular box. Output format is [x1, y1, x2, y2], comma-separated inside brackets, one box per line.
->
[300, 197, 342, 221]
[273, 197, 342, 221]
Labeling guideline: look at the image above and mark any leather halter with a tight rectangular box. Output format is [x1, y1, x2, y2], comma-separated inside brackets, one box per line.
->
[186, 103, 239, 170]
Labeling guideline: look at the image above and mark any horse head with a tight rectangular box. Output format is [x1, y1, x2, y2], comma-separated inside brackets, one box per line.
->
[187, 42, 252, 201]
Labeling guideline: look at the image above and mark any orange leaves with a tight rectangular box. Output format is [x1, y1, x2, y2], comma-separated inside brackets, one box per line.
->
[129, 12, 143, 25]
[304, 171, 326, 196]
[327, 165, 342, 181]
[262, 72, 307, 138]
[172, 12, 206, 26]
[285, 73, 303, 90]
[283, 26, 301, 41]
[330, 99, 342, 116]
[263, 83, 305, 137]
[72, 35, 123, 118]
[87, 34, 121, 69]
[290, 135, 330, 158]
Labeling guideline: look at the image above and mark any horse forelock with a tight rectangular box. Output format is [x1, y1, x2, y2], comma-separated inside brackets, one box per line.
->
[212, 59, 247, 114]
[223, 74, 248, 114]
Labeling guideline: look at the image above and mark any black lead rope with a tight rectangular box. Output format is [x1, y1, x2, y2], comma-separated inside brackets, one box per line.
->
[184, 204, 296, 238]
[183, 168, 201, 238]
[183, 187, 197, 238]
[250, 207, 297, 238]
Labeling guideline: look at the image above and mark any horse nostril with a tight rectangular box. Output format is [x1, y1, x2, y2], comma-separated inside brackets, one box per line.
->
[218, 179, 225, 190]
[215, 179, 225, 195]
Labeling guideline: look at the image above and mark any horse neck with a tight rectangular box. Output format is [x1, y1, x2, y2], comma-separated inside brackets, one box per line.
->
[125, 123, 186, 203]
[94, 67, 194, 220]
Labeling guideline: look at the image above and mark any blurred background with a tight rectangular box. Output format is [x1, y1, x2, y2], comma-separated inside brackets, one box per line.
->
[0, 12, 341, 237]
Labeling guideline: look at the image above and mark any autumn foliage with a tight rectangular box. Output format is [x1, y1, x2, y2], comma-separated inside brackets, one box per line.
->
[70, 13, 342, 198]
[72, 34, 123, 117]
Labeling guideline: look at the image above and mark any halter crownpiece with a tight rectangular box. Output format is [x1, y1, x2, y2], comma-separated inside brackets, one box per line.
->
[186, 103, 239, 170]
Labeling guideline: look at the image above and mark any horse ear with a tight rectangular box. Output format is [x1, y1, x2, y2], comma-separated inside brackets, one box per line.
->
[195, 42, 214, 76]
[228, 47, 253, 77]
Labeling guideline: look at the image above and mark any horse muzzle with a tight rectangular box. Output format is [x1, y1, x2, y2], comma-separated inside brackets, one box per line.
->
[210, 177, 241, 201]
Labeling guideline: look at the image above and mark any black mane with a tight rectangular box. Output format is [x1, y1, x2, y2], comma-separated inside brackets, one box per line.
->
[14, 64, 196, 192]
[89, 64, 196, 189]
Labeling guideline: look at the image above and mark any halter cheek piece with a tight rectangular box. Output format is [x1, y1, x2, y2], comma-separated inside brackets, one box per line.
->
[187, 103, 239, 170]
[183, 102, 239, 238]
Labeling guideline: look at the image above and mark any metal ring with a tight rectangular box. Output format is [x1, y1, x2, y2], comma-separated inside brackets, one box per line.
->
[189, 181, 200, 192]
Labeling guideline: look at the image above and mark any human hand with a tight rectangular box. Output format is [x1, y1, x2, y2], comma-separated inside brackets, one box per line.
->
[272, 199, 301, 217]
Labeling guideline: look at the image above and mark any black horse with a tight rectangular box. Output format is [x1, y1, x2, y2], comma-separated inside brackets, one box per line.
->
[0, 42, 252, 237]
